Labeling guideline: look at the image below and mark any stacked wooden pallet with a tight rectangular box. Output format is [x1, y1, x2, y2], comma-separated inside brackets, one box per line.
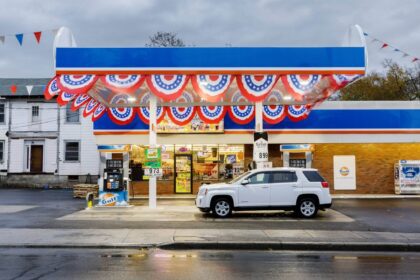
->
[73, 184, 99, 199]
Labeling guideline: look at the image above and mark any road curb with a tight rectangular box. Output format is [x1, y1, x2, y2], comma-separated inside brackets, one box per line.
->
[2, 242, 420, 252]
[158, 241, 420, 252]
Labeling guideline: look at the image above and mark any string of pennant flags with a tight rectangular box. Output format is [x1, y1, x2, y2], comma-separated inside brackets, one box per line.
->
[0, 84, 45, 95]
[0, 28, 59, 46]
[363, 32, 419, 63]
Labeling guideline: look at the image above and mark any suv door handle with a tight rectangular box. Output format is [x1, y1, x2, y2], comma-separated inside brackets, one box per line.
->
[261, 186, 269, 189]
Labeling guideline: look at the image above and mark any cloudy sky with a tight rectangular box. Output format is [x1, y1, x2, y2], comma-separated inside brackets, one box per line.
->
[0, 0, 418, 78]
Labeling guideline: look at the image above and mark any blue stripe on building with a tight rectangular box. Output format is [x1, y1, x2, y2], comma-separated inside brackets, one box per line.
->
[57, 47, 365, 69]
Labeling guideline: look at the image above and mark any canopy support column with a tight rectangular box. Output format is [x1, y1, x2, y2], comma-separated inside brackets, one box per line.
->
[148, 95, 157, 209]
[255, 102, 263, 133]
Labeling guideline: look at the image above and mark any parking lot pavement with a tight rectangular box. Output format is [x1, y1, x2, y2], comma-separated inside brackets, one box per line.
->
[1, 188, 420, 234]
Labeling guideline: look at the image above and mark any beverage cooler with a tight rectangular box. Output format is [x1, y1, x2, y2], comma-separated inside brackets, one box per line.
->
[395, 160, 420, 194]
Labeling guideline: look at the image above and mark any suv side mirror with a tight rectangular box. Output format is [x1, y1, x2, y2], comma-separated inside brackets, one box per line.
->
[241, 179, 250, 185]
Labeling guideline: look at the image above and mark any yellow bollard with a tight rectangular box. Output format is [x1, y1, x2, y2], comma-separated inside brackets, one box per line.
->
[86, 192, 94, 208]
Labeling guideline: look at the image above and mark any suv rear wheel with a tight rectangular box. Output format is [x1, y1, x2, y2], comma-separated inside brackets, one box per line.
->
[212, 198, 232, 218]
[296, 198, 318, 218]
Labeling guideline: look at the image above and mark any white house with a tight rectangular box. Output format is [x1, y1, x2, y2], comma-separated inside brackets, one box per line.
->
[0, 78, 99, 187]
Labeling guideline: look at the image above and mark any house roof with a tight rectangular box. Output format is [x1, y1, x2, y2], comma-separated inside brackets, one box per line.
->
[0, 78, 51, 97]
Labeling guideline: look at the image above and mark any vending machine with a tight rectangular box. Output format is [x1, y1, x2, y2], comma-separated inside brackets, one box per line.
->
[98, 152, 130, 206]
[395, 160, 420, 194]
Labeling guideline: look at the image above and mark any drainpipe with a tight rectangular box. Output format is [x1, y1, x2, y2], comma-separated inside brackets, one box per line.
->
[6, 100, 11, 173]
[56, 103, 60, 177]
[148, 95, 157, 209]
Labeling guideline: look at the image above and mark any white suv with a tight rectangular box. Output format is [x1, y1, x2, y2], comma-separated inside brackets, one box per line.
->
[195, 167, 332, 218]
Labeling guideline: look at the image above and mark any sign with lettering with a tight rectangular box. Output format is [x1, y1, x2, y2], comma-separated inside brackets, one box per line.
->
[253, 132, 268, 162]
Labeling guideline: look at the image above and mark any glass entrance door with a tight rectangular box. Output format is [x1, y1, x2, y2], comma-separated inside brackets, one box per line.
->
[175, 154, 192, 193]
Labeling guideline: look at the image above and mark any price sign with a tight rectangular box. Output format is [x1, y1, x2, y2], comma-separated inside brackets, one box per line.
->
[253, 132, 268, 162]
[144, 168, 163, 177]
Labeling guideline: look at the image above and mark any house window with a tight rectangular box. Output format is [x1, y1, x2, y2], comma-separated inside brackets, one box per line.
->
[65, 141, 80, 161]
[0, 141, 4, 162]
[66, 104, 79, 123]
[31, 106, 40, 122]
[0, 104, 5, 123]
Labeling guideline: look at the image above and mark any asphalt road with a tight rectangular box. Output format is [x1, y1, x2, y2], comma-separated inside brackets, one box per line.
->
[2, 188, 420, 232]
[1, 248, 420, 280]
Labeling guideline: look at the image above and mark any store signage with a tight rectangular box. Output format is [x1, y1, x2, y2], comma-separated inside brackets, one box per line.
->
[333, 155, 356, 190]
[280, 144, 314, 152]
[253, 132, 268, 162]
[256, 161, 272, 169]
[395, 161, 420, 194]
[145, 147, 162, 168]
[144, 168, 163, 177]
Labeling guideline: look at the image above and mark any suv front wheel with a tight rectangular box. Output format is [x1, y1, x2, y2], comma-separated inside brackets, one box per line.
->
[211, 198, 232, 218]
[296, 198, 318, 218]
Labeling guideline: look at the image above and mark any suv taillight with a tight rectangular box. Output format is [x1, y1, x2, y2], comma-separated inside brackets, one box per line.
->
[321, 182, 329, 188]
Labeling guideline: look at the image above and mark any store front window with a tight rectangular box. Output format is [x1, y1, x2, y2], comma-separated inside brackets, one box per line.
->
[129, 144, 245, 194]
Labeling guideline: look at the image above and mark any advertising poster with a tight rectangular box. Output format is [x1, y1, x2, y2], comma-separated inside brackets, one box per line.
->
[333, 155, 356, 190]
[98, 191, 128, 207]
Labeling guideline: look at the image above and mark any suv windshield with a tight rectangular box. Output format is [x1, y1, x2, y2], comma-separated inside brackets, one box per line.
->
[228, 171, 251, 184]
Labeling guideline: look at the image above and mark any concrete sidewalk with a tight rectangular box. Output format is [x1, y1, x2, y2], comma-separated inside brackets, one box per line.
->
[2, 228, 420, 251]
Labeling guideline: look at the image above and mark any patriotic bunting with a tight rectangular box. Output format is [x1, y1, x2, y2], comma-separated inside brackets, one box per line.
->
[287, 105, 310, 122]
[146, 74, 189, 101]
[100, 74, 144, 93]
[137, 93, 166, 124]
[196, 105, 227, 124]
[33, 32, 42, 43]
[71, 93, 91, 111]
[227, 91, 255, 124]
[83, 98, 100, 117]
[10, 85, 17, 94]
[281, 74, 322, 101]
[57, 75, 98, 94]
[0, 28, 59, 46]
[191, 74, 233, 102]
[15, 34, 23, 46]
[57, 92, 77, 106]
[237, 75, 278, 102]
[92, 104, 107, 122]
[263, 91, 286, 124]
[44, 77, 61, 100]
[26, 85, 33, 95]
[107, 94, 136, 125]
[329, 74, 362, 90]
[166, 91, 196, 126]
[363, 32, 419, 64]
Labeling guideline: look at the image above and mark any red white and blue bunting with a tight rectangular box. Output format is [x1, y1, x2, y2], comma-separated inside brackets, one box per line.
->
[287, 105, 310, 122]
[196, 106, 227, 124]
[236, 75, 278, 102]
[191, 74, 233, 102]
[57, 91, 77, 106]
[281, 74, 322, 101]
[100, 74, 144, 93]
[44, 77, 61, 100]
[146, 74, 189, 101]
[227, 91, 255, 124]
[92, 104, 107, 122]
[83, 98, 99, 117]
[107, 94, 136, 125]
[166, 92, 196, 126]
[137, 93, 166, 124]
[57, 75, 98, 94]
[263, 91, 286, 124]
[329, 74, 362, 90]
[71, 93, 91, 111]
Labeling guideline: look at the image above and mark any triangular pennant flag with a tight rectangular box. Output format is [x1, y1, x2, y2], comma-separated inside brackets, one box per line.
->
[363, 32, 368, 36]
[26, 85, 34, 95]
[33, 31, 42, 43]
[394, 48, 400, 52]
[0, 35, 4, 44]
[10, 85, 17, 94]
[402, 53, 410, 58]
[371, 38, 379, 43]
[15, 33, 23, 46]
[381, 43, 389, 49]
[412, 58, 419, 63]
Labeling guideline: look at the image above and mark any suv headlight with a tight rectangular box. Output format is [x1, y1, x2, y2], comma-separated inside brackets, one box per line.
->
[199, 188, 208, 195]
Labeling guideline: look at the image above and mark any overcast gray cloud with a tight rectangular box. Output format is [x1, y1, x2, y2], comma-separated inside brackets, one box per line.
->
[0, 0, 418, 78]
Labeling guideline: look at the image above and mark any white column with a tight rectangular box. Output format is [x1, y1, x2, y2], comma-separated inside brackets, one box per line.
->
[148, 95, 157, 208]
[255, 102, 263, 133]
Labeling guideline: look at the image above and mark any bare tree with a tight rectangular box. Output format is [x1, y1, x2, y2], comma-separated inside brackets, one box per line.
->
[146, 32, 185, 47]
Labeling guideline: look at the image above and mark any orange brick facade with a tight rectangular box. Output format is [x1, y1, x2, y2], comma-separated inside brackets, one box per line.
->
[131, 143, 420, 195]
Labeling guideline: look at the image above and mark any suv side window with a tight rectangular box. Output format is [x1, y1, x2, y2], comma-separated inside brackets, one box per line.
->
[303, 171, 325, 182]
[270, 171, 297, 183]
[247, 172, 270, 185]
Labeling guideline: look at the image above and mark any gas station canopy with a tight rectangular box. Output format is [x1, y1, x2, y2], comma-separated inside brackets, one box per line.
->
[45, 35, 366, 126]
